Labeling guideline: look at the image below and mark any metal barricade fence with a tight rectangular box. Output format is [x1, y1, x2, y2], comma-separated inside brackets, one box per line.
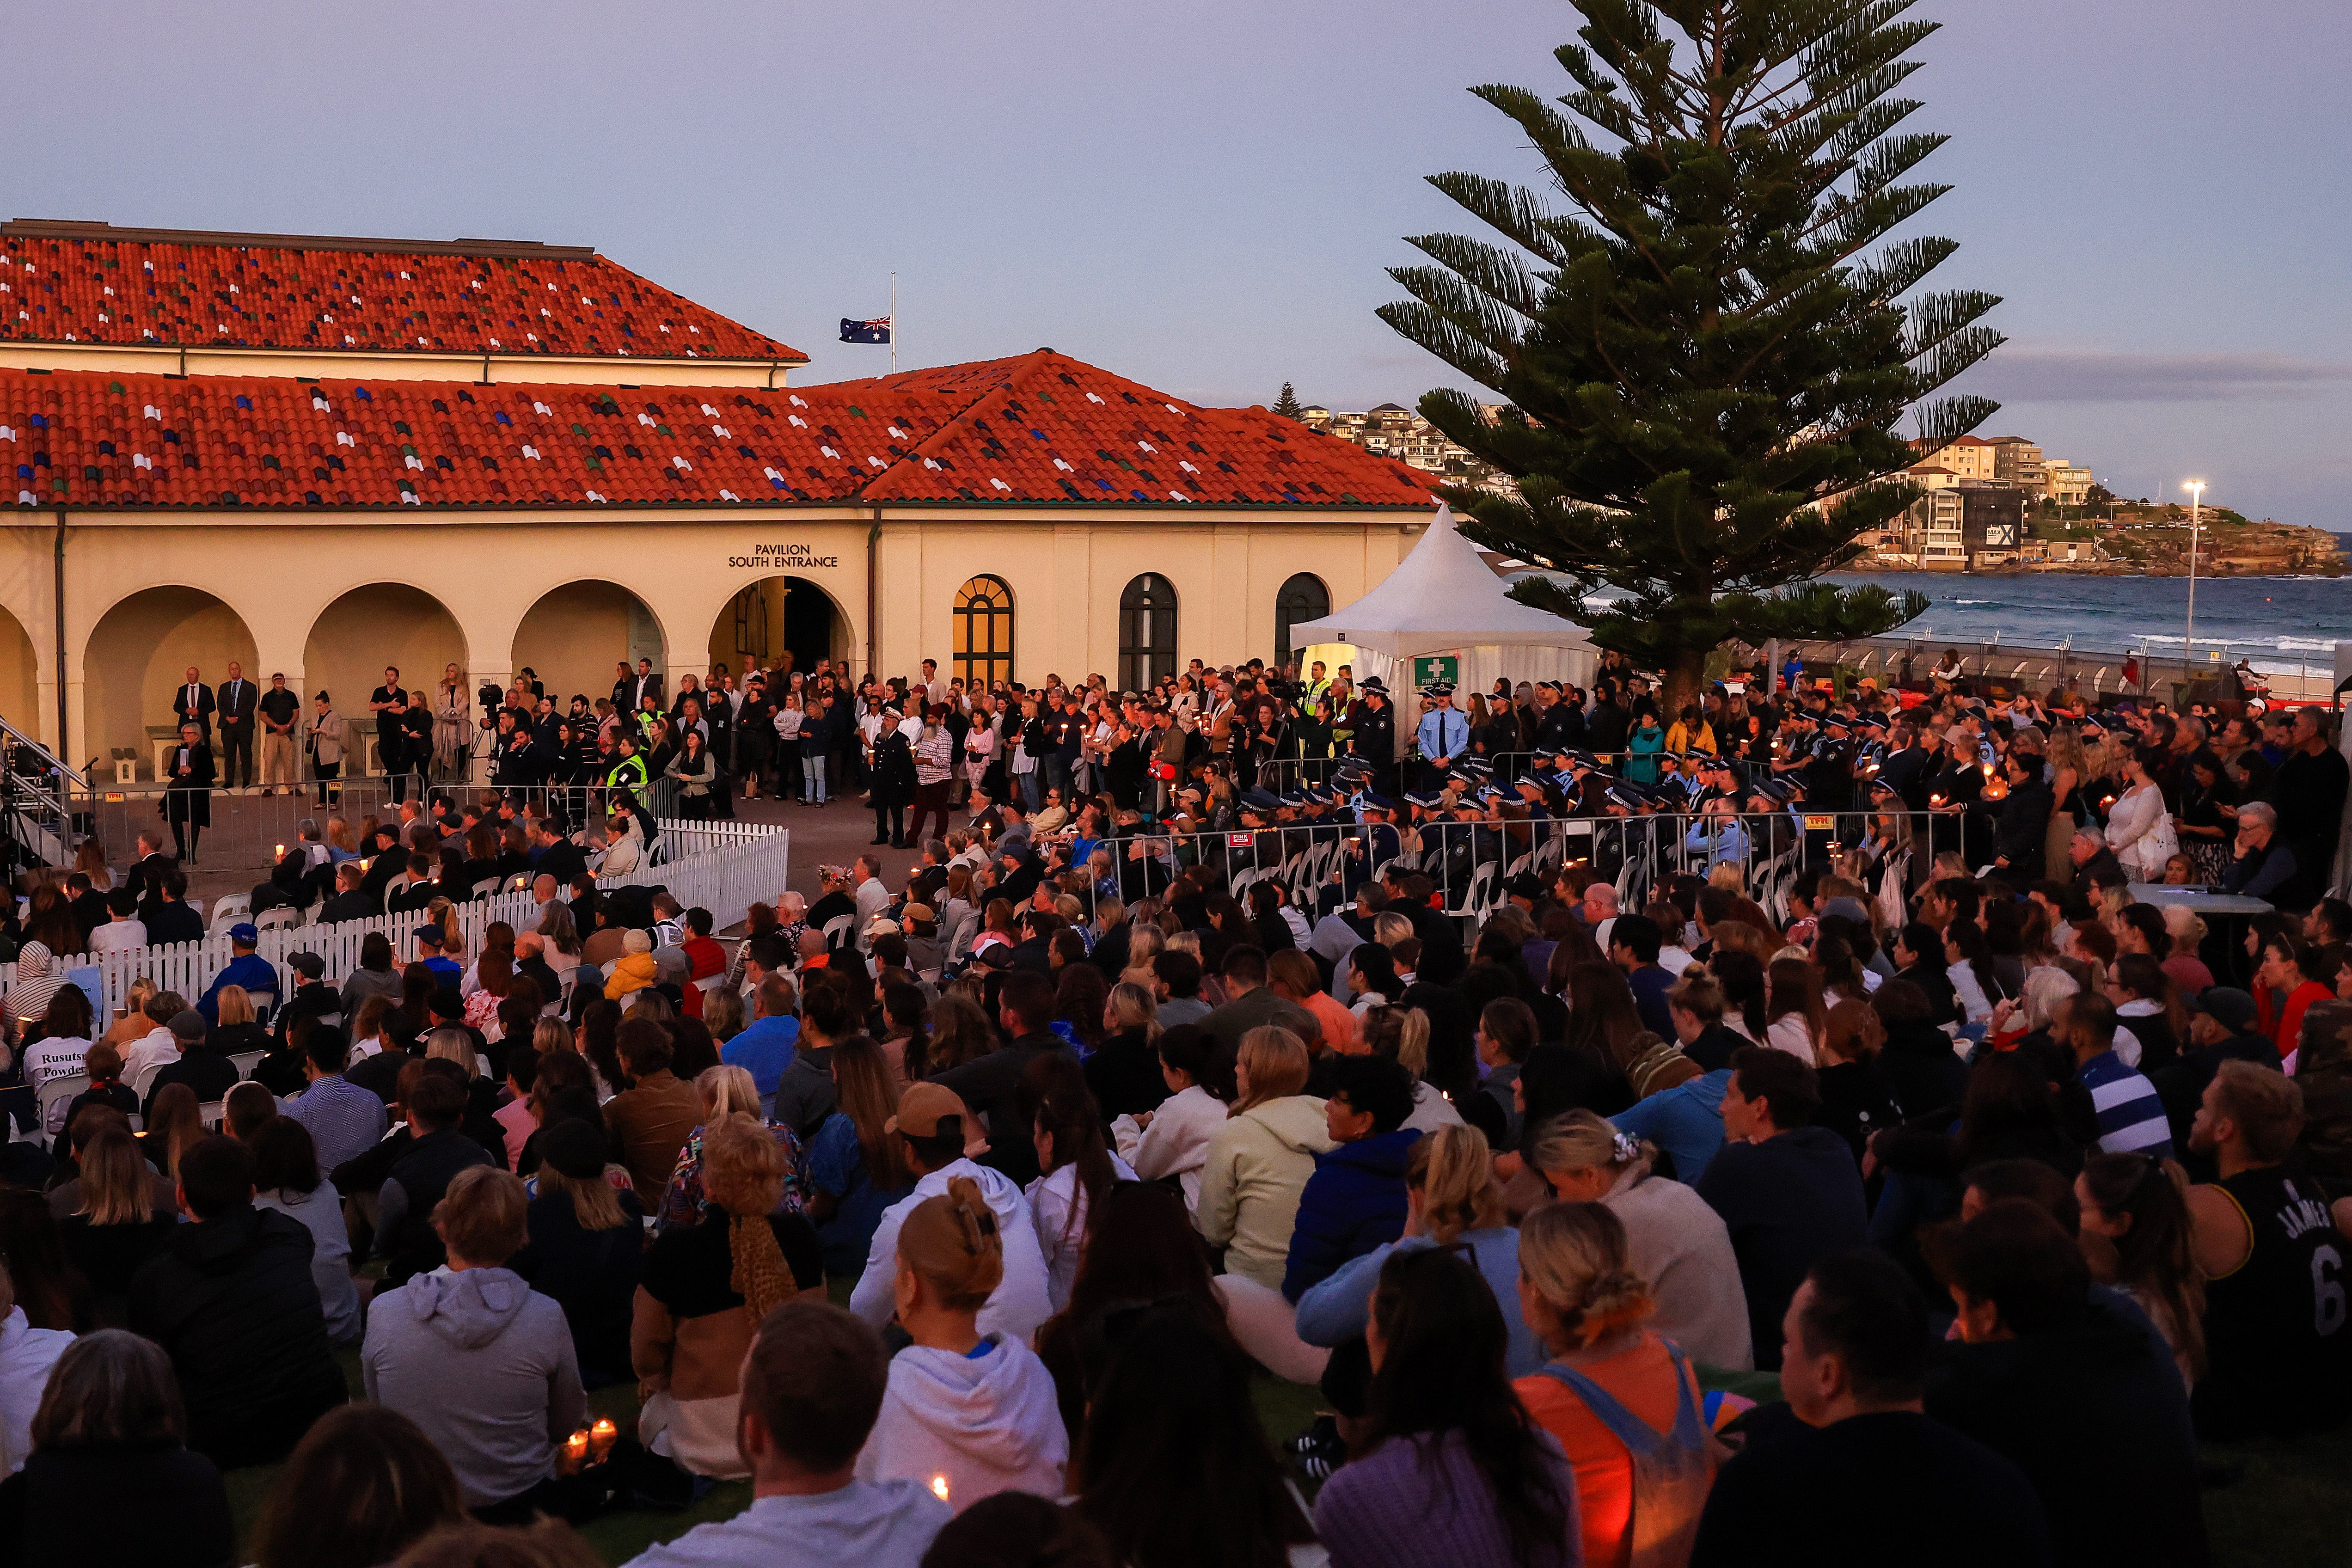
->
[80, 776, 679, 874]
[1103, 806, 1942, 937]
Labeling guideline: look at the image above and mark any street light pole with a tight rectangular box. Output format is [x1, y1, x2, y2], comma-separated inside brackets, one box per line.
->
[2183, 478, 2207, 682]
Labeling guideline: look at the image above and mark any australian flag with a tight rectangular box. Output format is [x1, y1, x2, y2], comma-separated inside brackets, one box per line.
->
[839, 316, 892, 344]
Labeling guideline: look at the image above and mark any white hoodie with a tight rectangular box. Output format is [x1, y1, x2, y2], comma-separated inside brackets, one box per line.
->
[855, 1335, 1067, 1513]
[849, 1159, 1054, 1343]
[0, 1308, 72, 1474]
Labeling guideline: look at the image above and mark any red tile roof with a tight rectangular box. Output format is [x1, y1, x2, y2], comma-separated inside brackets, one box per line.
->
[0, 221, 803, 364]
[831, 350, 1432, 508]
[1, 350, 1434, 512]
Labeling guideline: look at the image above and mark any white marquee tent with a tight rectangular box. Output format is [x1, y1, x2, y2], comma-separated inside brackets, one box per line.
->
[1291, 505, 1597, 744]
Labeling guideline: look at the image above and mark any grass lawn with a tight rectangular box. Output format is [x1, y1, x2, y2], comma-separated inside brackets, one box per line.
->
[219, 1302, 2352, 1568]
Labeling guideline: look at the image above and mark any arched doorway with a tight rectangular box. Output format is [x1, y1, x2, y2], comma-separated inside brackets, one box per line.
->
[302, 585, 467, 771]
[1274, 573, 1330, 667]
[953, 575, 1015, 691]
[708, 580, 848, 686]
[82, 587, 260, 772]
[1118, 574, 1178, 691]
[0, 606, 38, 744]
[513, 582, 666, 712]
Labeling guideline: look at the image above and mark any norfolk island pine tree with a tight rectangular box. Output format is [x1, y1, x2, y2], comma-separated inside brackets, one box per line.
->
[1380, 0, 2004, 717]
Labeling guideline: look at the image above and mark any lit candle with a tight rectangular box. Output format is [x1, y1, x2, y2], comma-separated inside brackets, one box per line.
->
[563, 1429, 590, 1474]
[274, 842, 286, 859]
[589, 1417, 617, 1460]
[930, 1474, 952, 1506]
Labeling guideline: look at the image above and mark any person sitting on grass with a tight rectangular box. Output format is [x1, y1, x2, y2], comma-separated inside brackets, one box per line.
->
[362, 1164, 588, 1522]
[618, 1302, 950, 1568]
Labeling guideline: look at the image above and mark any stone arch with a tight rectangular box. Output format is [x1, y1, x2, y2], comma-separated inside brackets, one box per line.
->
[0, 603, 38, 743]
[707, 578, 851, 686]
[300, 584, 468, 762]
[511, 581, 668, 712]
[81, 586, 260, 772]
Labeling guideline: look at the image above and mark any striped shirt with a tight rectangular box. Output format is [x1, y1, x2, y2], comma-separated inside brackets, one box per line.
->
[2079, 1050, 2173, 1158]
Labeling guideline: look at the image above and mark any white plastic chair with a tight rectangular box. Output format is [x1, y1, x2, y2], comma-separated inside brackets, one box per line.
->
[125, 1059, 167, 1107]
[207, 893, 253, 935]
[196, 1100, 227, 1131]
[35, 1073, 87, 1140]
[254, 907, 303, 934]
[228, 1050, 267, 1079]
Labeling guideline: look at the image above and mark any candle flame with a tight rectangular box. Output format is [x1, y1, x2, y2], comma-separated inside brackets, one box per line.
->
[930, 1473, 952, 1504]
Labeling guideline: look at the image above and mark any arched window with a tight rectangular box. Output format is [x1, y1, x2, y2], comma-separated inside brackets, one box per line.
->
[953, 575, 1016, 691]
[1274, 573, 1330, 666]
[1118, 574, 1178, 691]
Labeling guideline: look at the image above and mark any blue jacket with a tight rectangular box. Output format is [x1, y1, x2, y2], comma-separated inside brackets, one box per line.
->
[721, 1014, 801, 1097]
[1612, 1068, 1733, 1185]
[199, 952, 281, 1024]
[1283, 1127, 1421, 1302]
[1296, 1228, 1544, 1378]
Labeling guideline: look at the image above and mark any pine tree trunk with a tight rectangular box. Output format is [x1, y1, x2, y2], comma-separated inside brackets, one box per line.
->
[1661, 647, 1709, 731]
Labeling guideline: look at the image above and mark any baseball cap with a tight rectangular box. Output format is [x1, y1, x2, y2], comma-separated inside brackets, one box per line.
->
[287, 950, 325, 979]
[901, 903, 936, 925]
[228, 922, 258, 944]
[169, 1009, 207, 1043]
[864, 915, 901, 938]
[2187, 986, 2258, 1035]
[885, 1082, 988, 1156]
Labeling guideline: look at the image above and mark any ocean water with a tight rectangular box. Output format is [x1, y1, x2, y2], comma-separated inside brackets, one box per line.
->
[1826, 571, 2352, 676]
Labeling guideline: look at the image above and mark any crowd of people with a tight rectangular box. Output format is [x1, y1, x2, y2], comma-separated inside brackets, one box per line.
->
[0, 643, 2340, 1566]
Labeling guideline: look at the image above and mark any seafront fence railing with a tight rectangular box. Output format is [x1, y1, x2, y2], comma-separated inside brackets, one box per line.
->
[1764, 632, 2344, 706]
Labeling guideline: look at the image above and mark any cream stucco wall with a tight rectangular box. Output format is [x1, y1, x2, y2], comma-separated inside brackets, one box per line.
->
[3, 503, 1418, 764]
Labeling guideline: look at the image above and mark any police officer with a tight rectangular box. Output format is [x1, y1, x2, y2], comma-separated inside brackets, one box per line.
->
[1356, 678, 1397, 797]
[1416, 683, 1470, 791]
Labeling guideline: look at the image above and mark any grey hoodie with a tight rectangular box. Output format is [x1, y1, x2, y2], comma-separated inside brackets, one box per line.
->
[854, 1335, 1067, 1510]
[361, 1265, 588, 1507]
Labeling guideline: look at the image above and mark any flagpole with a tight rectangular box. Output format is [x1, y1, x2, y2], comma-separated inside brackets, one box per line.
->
[889, 271, 897, 374]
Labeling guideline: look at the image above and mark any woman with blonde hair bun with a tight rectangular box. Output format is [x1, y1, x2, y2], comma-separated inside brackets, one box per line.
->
[1530, 1110, 1752, 1371]
[1514, 1201, 1719, 1568]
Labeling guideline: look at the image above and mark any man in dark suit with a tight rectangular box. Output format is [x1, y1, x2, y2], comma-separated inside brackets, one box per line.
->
[127, 829, 178, 917]
[630, 658, 663, 714]
[316, 863, 376, 924]
[172, 665, 216, 739]
[145, 866, 206, 946]
[216, 661, 258, 790]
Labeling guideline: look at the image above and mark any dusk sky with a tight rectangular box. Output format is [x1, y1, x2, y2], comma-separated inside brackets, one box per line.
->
[20, 0, 2348, 526]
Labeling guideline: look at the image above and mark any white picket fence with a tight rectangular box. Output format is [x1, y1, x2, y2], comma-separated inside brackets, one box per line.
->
[3, 820, 790, 1020]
